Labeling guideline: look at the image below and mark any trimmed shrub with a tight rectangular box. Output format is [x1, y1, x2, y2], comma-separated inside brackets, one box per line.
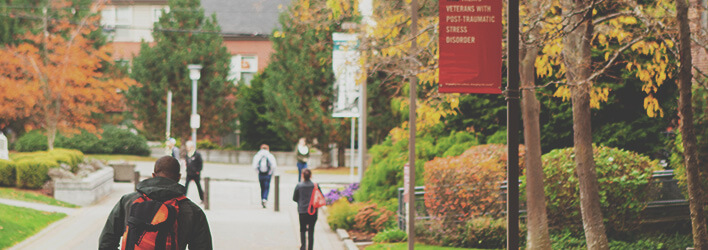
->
[353, 202, 396, 234]
[49, 148, 84, 172]
[327, 200, 361, 230]
[0, 160, 16, 187]
[14, 130, 48, 152]
[424, 144, 524, 224]
[16, 159, 57, 189]
[529, 145, 661, 233]
[197, 139, 220, 150]
[463, 217, 506, 248]
[100, 126, 150, 156]
[372, 228, 407, 243]
[55, 130, 106, 154]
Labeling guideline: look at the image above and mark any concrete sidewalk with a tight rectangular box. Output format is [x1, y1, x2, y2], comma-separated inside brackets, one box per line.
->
[6, 161, 352, 250]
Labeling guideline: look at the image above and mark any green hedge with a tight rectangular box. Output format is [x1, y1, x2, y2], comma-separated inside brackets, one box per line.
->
[524, 145, 661, 233]
[16, 159, 57, 189]
[14, 130, 48, 152]
[0, 160, 15, 187]
[10, 149, 85, 189]
[14, 127, 150, 156]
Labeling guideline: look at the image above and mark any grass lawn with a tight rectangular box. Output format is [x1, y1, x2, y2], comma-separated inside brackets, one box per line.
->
[86, 154, 157, 162]
[0, 203, 66, 249]
[366, 243, 489, 250]
[285, 166, 359, 175]
[0, 187, 78, 208]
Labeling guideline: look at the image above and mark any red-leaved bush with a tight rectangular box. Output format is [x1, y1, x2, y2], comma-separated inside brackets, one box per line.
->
[424, 144, 525, 224]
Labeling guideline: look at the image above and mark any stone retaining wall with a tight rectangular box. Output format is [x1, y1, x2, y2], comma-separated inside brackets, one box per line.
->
[151, 148, 366, 167]
[54, 167, 114, 206]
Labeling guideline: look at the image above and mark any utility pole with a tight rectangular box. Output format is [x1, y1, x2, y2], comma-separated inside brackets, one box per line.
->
[506, 0, 520, 249]
[408, 0, 418, 249]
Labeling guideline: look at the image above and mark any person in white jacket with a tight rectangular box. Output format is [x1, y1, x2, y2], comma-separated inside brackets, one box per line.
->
[252, 144, 277, 208]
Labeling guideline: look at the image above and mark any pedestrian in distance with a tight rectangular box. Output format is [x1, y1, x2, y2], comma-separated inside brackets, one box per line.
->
[166, 137, 180, 160]
[184, 140, 204, 203]
[252, 144, 277, 208]
[293, 169, 322, 250]
[99, 156, 212, 250]
[295, 137, 310, 182]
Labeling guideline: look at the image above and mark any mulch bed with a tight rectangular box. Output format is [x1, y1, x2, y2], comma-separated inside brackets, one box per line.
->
[347, 229, 376, 242]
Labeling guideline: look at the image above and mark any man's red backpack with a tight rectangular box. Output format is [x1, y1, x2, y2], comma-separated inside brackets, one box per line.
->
[121, 193, 186, 250]
[308, 183, 326, 215]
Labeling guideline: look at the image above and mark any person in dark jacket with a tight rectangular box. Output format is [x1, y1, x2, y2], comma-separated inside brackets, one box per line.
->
[293, 169, 322, 250]
[184, 140, 204, 202]
[98, 156, 212, 250]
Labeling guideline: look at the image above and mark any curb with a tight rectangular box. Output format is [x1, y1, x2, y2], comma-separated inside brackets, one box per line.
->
[335, 229, 359, 250]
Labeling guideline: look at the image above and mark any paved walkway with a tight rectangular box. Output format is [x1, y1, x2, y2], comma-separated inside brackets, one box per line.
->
[5, 161, 354, 250]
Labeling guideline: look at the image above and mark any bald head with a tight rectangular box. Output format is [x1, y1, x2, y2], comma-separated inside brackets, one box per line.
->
[153, 156, 181, 181]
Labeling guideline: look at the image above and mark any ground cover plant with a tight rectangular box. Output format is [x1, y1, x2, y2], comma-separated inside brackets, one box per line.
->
[0, 203, 66, 249]
[0, 187, 78, 208]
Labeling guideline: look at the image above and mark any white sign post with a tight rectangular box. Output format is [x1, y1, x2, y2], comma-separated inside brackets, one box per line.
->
[0, 132, 8, 160]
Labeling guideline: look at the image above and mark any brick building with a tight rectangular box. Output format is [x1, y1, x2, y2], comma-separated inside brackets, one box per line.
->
[101, 0, 290, 86]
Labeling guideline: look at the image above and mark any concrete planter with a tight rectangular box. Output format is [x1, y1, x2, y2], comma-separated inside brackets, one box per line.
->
[108, 163, 135, 182]
[54, 167, 114, 206]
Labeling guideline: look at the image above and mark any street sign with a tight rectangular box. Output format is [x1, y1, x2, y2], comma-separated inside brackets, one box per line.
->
[190, 114, 200, 129]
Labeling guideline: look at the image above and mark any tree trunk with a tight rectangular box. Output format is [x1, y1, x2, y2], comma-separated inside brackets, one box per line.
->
[337, 143, 346, 167]
[318, 145, 332, 168]
[520, 37, 552, 250]
[561, 0, 609, 249]
[676, 0, 708, 247]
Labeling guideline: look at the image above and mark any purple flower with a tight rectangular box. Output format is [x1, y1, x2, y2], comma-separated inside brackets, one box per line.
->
[324, 182, 360, 205]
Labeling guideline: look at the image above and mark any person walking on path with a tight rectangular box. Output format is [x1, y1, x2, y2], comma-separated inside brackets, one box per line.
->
[252, 144, 277, 208]
[295, 137, 310, 182]
[166, 137, 180, 159]
[293, 169, 322, 250]
[184, 140, 205, 203]
[98, 156, 213, 250]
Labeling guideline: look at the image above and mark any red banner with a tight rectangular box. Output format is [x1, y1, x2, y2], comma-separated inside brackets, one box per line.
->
[438, 0, 502, 94]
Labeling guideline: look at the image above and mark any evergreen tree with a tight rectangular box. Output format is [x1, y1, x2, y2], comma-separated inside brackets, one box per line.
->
[126, 0, 236, 141]
[255, 0, 357, 166]
[235, 72, 290, 151]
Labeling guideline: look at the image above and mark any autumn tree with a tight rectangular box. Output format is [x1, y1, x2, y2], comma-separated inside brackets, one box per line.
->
[676, 0, 708, 246]
[126, 0, 236, 142]
[0, 0, 134, 149]
[519, 0, 552, 248]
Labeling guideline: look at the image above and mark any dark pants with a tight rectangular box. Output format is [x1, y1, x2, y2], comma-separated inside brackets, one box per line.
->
[258, 173, 272, 200]
[184, 174, 204, 201]
[297, 162, 307, 182]
[299, 212, 317, 250]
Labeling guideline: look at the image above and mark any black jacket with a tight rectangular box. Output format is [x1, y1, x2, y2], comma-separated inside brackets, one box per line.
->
[186, 151, 203, 176]
[293, 181, 322, 214]
[99, 177, 212, 250]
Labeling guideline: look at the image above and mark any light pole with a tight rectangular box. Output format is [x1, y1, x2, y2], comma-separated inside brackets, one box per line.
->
[188, 64, 202, 146]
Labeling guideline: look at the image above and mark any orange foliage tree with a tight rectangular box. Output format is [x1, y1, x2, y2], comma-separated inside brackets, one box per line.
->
[0, 0, 134, 149]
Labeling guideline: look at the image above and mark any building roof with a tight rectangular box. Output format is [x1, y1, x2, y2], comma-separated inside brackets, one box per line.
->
[202, 0, 291, 39]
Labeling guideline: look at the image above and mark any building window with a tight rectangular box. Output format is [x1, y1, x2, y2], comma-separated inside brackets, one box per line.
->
[230, 55, 258, 86]
[115, 7, 132, 26]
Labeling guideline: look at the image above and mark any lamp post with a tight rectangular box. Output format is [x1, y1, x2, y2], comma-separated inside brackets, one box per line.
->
[188, 64, 202, 146]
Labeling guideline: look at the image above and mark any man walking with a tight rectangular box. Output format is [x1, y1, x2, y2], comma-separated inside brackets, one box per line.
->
[252, 144, 277, 208]
[99, 156, 212, 250]
[184, 140, 204, 203]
